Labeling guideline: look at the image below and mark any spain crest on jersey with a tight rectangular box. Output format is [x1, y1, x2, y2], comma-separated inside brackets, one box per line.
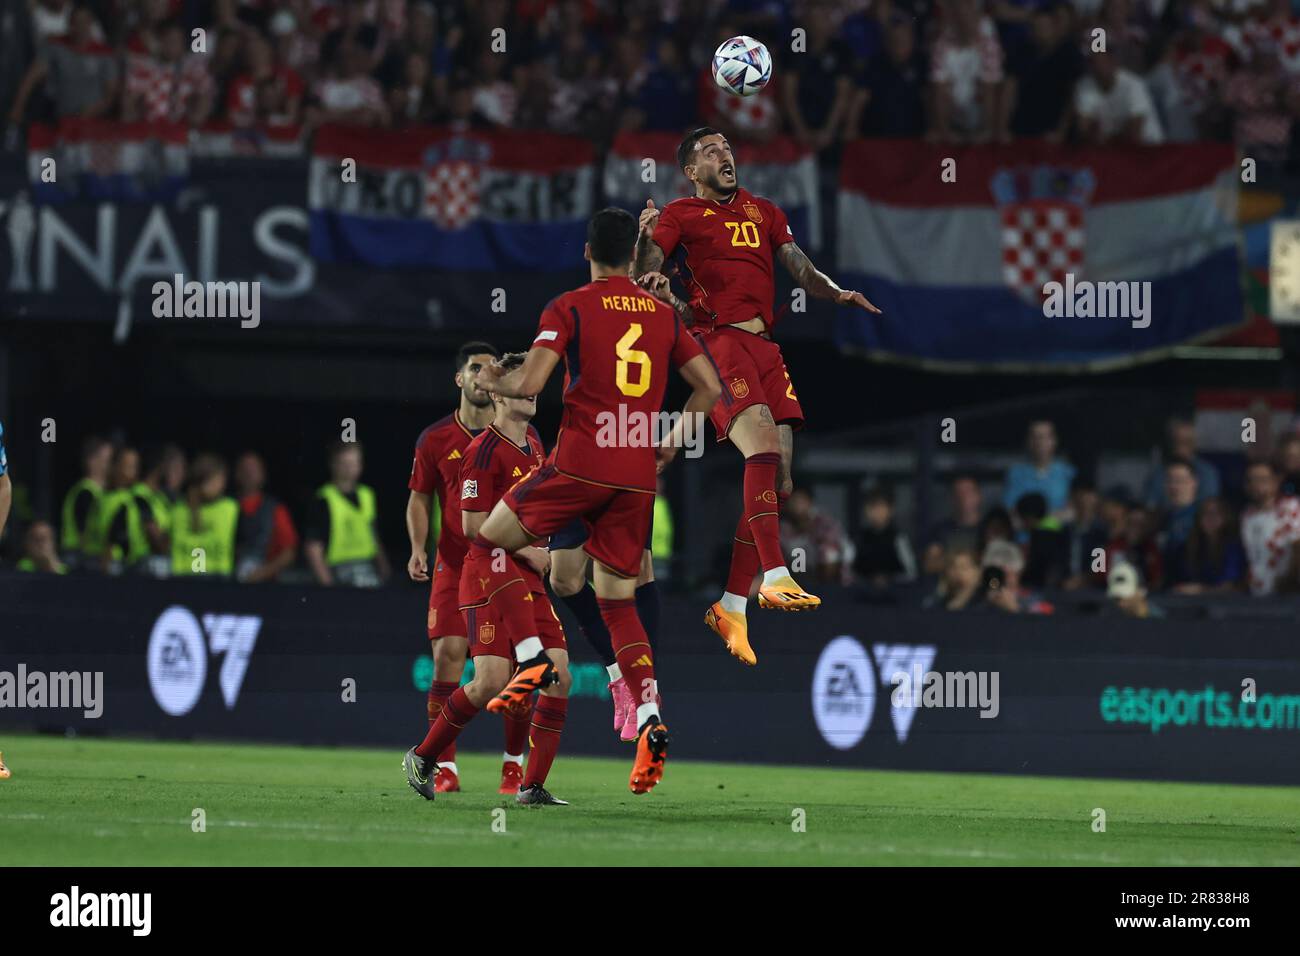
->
[991, 165, 1095, 304]
[743, 202, 763, 224]
[422, 137, 491, 230]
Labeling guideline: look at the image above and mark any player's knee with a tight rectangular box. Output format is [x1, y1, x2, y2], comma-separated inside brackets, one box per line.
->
[432, 639, 466, 675]
[550, 567, 584, 598]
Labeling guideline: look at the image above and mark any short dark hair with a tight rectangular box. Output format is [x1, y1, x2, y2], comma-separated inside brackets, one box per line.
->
[678, 127, 721, 171]
[586, 207, 638, 267]
[1014, 492, 1048, 521]
[1165, 457, 1196, 477]
[455, 341, 499, 370]
[497, 351, 526, 372]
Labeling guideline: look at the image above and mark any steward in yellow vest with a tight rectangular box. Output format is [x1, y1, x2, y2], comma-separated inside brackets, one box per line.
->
[170, 453, 239, 577]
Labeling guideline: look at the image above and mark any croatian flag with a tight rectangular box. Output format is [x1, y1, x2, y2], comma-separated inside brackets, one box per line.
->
[308, 125, 595, 271]
[27, 119, 189, 203]
[603, 132, 821, 250]
[835, 141, 1242, 370]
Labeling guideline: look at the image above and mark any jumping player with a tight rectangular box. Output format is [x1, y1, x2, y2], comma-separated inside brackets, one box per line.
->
[405, 207, 721, 795]
[403, 352, 572, 806]
[406, 341, 534, 794]
[633, 127, 881, 666]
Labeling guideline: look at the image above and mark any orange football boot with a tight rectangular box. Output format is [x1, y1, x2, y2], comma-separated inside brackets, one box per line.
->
[757, 575, 821, 611]
[485, 656, 556, 714]
[629, 719, 669, 794]
[704, 602, 757, 665]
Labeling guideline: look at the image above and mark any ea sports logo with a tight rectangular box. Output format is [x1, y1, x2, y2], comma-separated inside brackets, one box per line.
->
[811, 636, 875, 750]
[147, 606, 208, 716]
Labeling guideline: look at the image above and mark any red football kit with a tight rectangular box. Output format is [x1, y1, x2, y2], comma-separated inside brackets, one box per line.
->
[651, 186, 805, 441]
[456, 423, 566, 659]
[503, 274, 703, 578]
[409, 410, 482, 639]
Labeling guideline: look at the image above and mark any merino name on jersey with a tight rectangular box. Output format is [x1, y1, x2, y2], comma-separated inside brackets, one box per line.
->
[650, 186, 795, 332]
[532, 275, 703, 492]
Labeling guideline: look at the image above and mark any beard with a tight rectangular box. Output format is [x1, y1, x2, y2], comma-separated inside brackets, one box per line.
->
[701, 169, 738, 198]
[464, 387, 493, 408]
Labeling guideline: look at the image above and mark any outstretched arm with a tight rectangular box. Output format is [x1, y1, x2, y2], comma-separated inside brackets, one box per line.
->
[777, 241, 882, 313]
[481, 346, 561, 398]
[633, 199, 666, 277]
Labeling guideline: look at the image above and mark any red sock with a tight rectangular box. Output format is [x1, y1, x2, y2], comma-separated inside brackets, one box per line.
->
[503, 694, 533, 758]
[599, 597, 656, 714]
[725, 511, 761, 597]
[743, 452, 785, 572]
[415, 686, 479, 760]
[523, 696, 567, 788]
[426, 679, 459, 764]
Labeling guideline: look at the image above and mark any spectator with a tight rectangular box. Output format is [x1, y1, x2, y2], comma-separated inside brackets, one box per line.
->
[60, 434, 111, 570]
[928, 0, 1006, 143]
[16, 520, 66, 574]
[780, 0, 859, 151]
[1005, 2, 1081, 140]
[123, 19, 217, 125]
[389, 48, 437, 125]
[227, 30, 305, 127]
[852, 12, 927, 138]
[1142, 416, 1222, 508]
[1002, 419, 1076, 516]
[468, 45, 517, 127]
[1105, 560, 1165, 618]
[0, 0, 34, 142]
[617, 36, 696, 133]
[1063, 478, 1106, 585]
[1167, 495, 1246, 592]
[1106, 503, 1165, 591]
[170, 452, 239, 577]
[921, 472, 984, 574]
[233, 451, 300, 583]
[1016, 491, 1070, 588]
[1075, 45, 1165, 143]
[1159, 457, 1196, 567]
[850, 487, 916, 586]
[782, 487, 856, 585]
[1167, 0, 1235, 139]
[312, 39, 389, 127]
[980, 539, 1054, 613]
[7, 5, 119, 125]
[305, 441, 390, 588]
[1240, 459, 1300, 595]
[100, 445, 148, 574]
[925, 546, 983, 609]
[131, 443, 183, 576]
[1222, 36, 1295, 162]
[1276, 432, 1300, 496]
[977, 504, 1016, 553]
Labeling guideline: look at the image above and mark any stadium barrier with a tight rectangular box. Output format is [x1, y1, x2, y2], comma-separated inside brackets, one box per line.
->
[1, 572, 1298, 784]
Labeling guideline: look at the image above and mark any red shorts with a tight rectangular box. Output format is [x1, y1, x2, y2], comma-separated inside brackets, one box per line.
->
[696, 326, 804, 441]
[426, 553, 466, 640]
[463, 584, 566, 660]
[505, 464, 652, 579]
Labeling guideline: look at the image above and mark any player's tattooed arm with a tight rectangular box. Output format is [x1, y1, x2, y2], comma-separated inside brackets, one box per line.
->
[637, 271, 697, 326]
[777, 242, 882, 313]
[633, 199, 665, 278]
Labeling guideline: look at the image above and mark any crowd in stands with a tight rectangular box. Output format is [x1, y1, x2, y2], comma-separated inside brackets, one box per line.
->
[7, 0, 1300, 159]
[780, 417, 1300, 615]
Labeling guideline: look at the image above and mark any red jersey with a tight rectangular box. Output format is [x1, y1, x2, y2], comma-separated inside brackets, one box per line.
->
[532, 275, 703, 493]
[408, 410, 483, 567]
[459, 423, 545, 587]
[650, 187, 795, 333]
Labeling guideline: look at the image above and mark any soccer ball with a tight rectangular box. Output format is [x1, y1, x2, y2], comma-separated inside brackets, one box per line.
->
[712, 36, 772, 97]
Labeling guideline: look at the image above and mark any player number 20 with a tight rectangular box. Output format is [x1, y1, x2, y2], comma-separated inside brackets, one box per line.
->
[726, 221, 762, 248]
[615, 324, 652, 398]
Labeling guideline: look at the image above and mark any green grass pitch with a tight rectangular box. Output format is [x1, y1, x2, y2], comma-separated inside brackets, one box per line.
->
[1, 733, 1297, 866]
